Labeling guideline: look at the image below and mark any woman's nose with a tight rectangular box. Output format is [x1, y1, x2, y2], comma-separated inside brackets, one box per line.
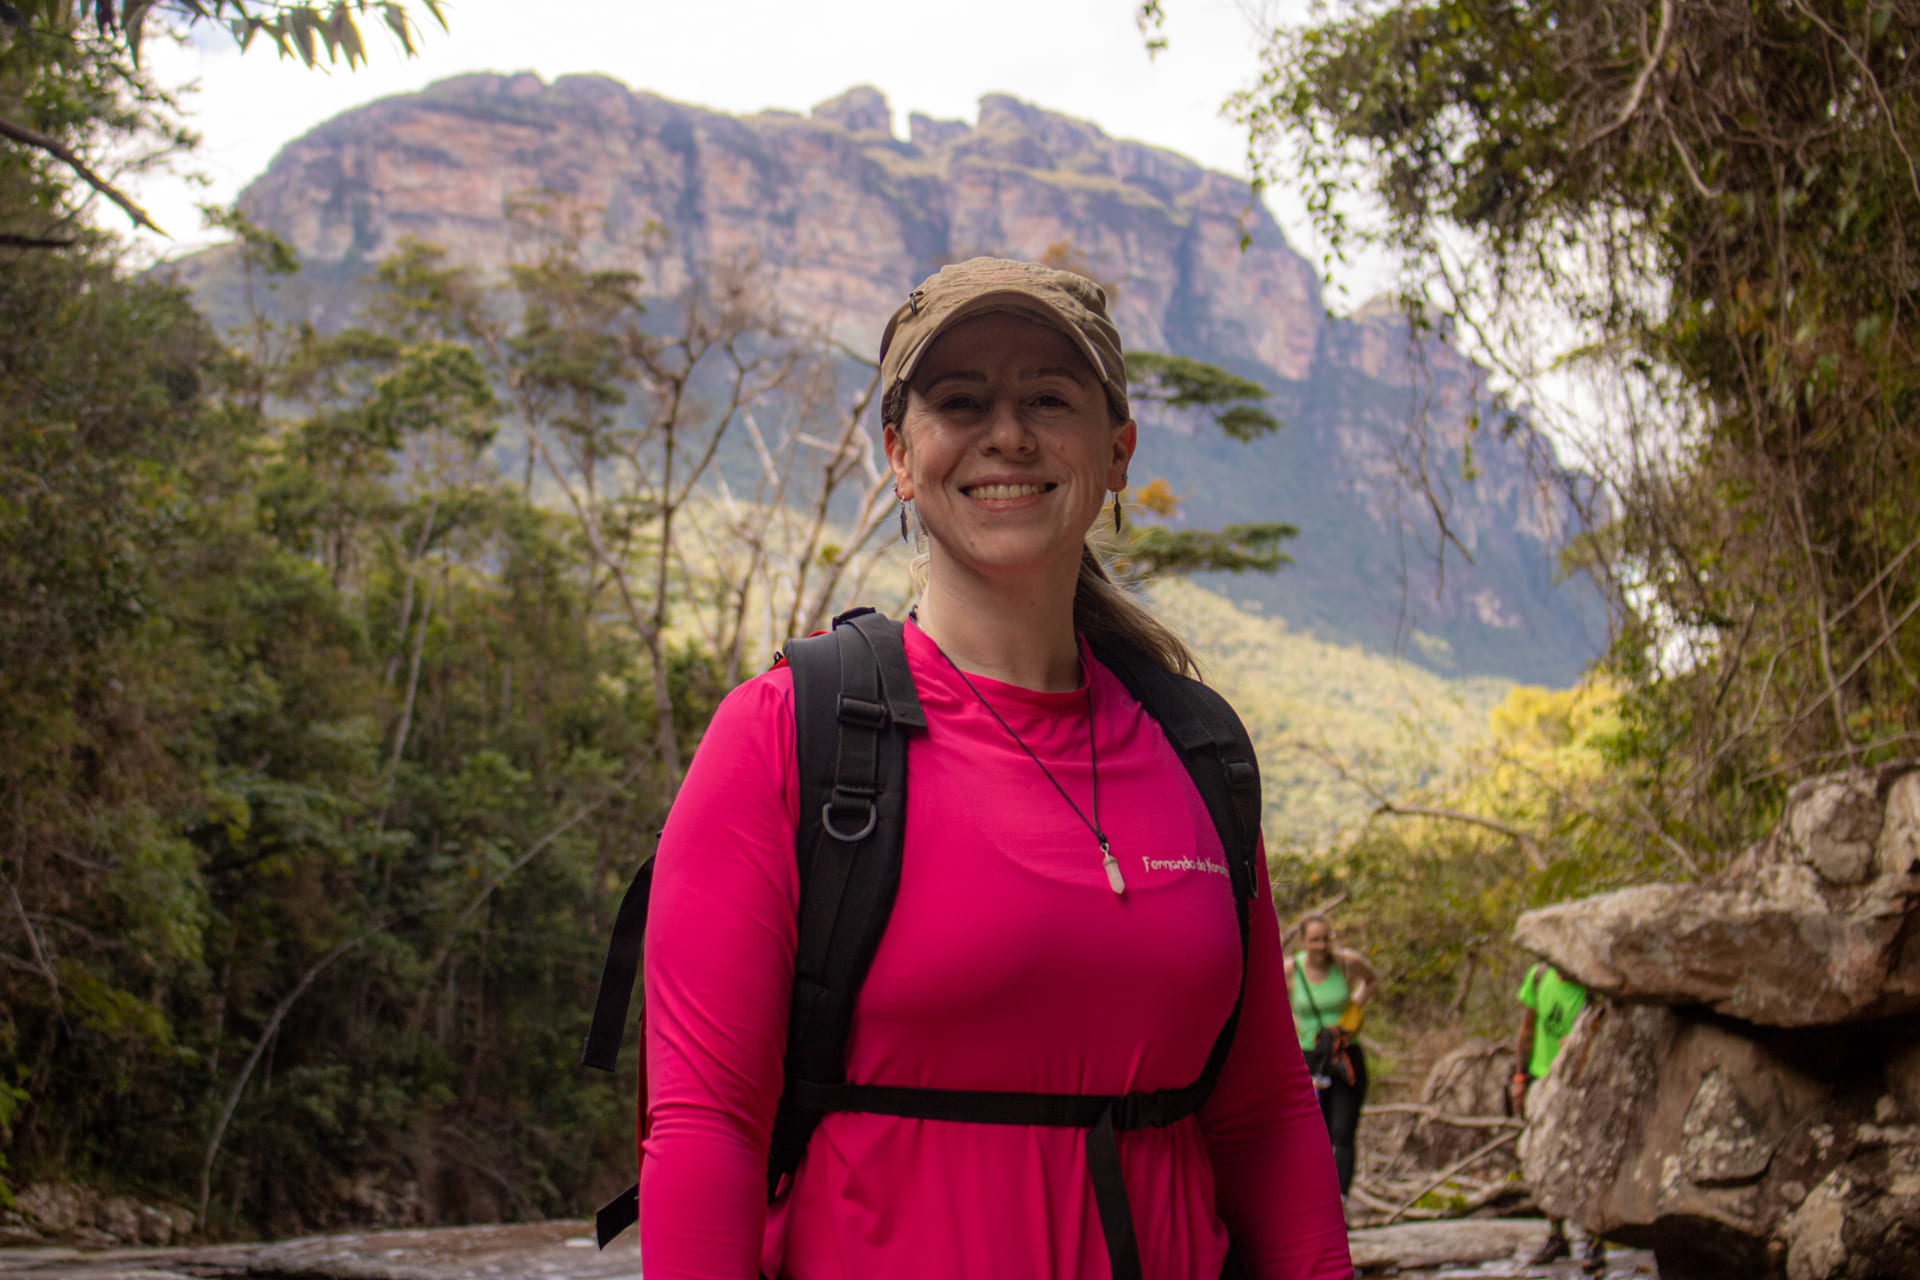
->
[980, 397, 1036, 454]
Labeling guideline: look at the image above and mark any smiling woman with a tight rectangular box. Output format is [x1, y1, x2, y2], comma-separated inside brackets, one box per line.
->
[634, 257, 1354, 1280]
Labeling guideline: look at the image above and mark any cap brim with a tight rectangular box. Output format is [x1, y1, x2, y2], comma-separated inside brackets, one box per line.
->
[893, 289, 1112, 392]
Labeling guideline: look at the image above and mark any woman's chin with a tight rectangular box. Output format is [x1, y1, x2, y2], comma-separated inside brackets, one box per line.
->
[935, 537, 1086, 584]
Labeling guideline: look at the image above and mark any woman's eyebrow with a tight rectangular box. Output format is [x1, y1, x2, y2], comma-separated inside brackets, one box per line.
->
[922, 370, 988, 392]
[921, 365, 1089, 390]
[1022, 364, 1091, 384]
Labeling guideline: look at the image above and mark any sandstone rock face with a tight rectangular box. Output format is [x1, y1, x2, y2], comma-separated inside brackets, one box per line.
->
[1515, 762, 1920, 1025]
[1517, 762, 1920, 1278]
[233, 75, 1322, 379]
[174, 73, 1602, 685]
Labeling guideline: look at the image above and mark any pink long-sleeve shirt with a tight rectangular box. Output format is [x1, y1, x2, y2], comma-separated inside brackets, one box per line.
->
[641, 621, 1351, 1280]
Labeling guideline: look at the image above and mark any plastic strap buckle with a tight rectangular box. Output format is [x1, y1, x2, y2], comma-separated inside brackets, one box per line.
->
[835, 693, 889, 730]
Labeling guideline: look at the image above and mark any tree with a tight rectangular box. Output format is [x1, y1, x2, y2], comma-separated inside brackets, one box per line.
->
[1030, 241, 1299, 580]
[0, 1, 443, 241]
[1220, 0, 1920, 857]
[2, 207, 679, 1231]
[0, 0, 698, 1237]
[365, 201, 902, 781]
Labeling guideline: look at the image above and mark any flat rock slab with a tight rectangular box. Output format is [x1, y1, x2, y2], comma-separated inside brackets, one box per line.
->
[247, 1223, 625, 1280]
[0, 1243, 259, 1279]
[0, 1225, 624, 1280]
[5, 1218, 1657, 1279]
[1350, 1221, 1661, 1278]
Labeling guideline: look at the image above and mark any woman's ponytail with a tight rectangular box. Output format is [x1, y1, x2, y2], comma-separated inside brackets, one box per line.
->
[1072, 544, 1196, 677]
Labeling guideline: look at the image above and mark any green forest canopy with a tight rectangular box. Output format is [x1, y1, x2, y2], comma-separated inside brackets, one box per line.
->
[1198, 0, 1920, 856]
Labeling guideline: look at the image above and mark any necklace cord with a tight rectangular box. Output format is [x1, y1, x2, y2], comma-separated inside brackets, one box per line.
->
[934, 647, 1108, 851]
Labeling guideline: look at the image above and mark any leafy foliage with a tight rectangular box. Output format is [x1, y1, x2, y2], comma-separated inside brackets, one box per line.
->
[1, 216, 684, 1229]
[1111, 358, 1299, 577]
[1126, 352, 1282, 442]
[1268, 678, 1675, 1040]
[4, 1, 447, 70]
[0, 1, 442, 238]
[0, 0, 195, 239]
[1233, 0, 1920, 858]
[1120, 520, 1296, 578]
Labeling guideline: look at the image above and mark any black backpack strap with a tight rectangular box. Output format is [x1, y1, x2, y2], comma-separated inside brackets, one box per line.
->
[580, 859, 657, 1245]
[788, 1077, 1211, 1280]
[1098, 644, 1259, 1105]
[787, 644, 1265, 1280]
[594, 1186, 638, 1250]
[1089, 641, 1263, 1104]
[768, 608, 924, 1192]
[1088, 642, 1262, 904]
[581, 857, 659, 1073]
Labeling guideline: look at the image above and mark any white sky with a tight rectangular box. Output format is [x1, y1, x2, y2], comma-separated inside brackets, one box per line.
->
[130, 0, 1395, 302]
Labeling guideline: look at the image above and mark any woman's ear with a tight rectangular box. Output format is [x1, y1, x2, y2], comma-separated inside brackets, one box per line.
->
[1108, 418, 1138, 490]
[884, 423, 914, 501]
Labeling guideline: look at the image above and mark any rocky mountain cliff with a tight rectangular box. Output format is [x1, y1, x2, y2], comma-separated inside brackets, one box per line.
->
[174, 73, 1604, 684]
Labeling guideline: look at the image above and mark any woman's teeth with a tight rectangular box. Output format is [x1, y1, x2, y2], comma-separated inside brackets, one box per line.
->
[966, 483, 1049, 500]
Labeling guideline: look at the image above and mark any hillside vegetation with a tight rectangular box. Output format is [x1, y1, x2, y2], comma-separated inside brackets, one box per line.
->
[1154, 579, 1511, 848]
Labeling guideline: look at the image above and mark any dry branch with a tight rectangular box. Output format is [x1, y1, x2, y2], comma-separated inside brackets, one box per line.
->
[1371, 801, 1550, 872]
[0, 114, 165, 235]
[1384, 1129, 1522, 1224]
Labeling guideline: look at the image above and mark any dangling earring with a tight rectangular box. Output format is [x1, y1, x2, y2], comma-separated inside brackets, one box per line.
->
[1112, 493, 1123, 535]
[899, 499, 910, 543]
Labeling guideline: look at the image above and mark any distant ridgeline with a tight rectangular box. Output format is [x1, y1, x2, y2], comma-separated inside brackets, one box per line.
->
[169, 74, 1603, 685]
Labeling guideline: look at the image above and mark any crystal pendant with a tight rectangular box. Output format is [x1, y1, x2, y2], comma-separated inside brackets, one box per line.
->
[1101, 839, 1126, 896]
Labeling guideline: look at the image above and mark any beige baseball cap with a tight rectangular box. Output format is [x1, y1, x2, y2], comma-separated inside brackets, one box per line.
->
[878, 258, 1131, 423]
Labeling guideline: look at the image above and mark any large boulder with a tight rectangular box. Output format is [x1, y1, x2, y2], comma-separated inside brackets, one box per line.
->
[1520, 1002, 1920, 1279]
[1516, 762, 1920, 1279]
[1516, 763, 1920, 1026]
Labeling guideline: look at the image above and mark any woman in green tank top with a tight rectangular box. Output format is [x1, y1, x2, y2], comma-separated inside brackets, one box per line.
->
[1282, 913, 1378, 1198]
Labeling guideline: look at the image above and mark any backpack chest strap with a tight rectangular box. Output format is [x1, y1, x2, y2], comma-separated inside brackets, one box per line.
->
[788, 1076, 1215, 1280]
[785, 886, 1249, 1280]
[788, 1076, 1214, 1130]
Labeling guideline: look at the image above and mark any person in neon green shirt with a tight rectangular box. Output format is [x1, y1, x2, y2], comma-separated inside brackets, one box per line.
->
[1510, 962, 1600, 1272]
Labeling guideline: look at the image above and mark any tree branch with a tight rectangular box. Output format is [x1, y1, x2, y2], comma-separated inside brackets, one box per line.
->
[1384, 1129, 1521, 1224]
[1582, 0, 1675, 147]
[0, 232, 77, 249]
[1372, 802, 1551, 872]
[6, 879, 61, 1009]
[0, 114, 165, 235]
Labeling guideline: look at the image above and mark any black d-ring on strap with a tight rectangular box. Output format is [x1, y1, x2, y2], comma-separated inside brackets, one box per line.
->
[820, 800, 879, 842]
